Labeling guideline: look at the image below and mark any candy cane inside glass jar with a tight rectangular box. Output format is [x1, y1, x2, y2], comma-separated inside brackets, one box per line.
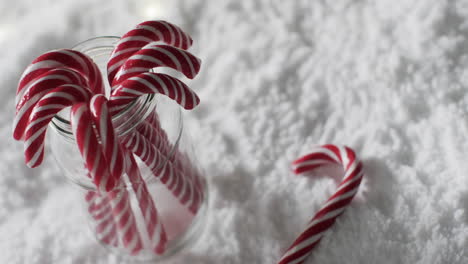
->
[48, 37, 209, 261]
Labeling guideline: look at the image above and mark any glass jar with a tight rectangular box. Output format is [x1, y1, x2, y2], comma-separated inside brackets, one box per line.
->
[48, 37, 209, 261]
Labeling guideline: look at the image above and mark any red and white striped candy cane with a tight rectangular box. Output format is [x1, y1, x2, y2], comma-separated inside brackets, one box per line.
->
[70, 102, 118, 192]
[123, 129, 202, 213]
[17, 49, 104, 99]
[137, 117, 204, 197]
[85, 100, 168, 253]
[278, 144, 364, 264]
[23, 84, 93, 168]
[106, 188, 144, 255]
[85, 191, 119, 247]
[110, 72, 200, 114]
[111, 43, 201, 89]
[136, 119, 171, 160]
[71, 103, 143, 254]
[107, 21, 204, 212]
[89, 94, 125, 183]
[107, 20, 193, 85]
[123, 148, 168, 254]
[13, 68, 87, 140]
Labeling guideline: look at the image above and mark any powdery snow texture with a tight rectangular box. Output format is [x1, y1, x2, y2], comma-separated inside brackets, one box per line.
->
[1, 0, 467, 263]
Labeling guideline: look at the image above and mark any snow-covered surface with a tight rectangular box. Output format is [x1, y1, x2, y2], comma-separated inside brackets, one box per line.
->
[2, 0, 468, 263]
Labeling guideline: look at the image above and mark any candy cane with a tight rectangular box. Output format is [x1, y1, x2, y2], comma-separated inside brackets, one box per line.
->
[23, 84, 93, 168]
[137, 117, 204, 196]
[13, 68, 87, 140]
[123, 129, 202, 213]
[107, 20, 193, 85]
[111, 43, 200, 89]
[17, 49, 104, 99]
[71, 103, 143, 255]
[89, 94, 124, 183]
[85, 191, 119, 247]
[136, 119, 171, 159]
[110, 72, 200, 114]
[107, 188, 144, 255]
[70, 102, 119, 192]
[278, 144, 364, 264]
[123, 148, 168, 254]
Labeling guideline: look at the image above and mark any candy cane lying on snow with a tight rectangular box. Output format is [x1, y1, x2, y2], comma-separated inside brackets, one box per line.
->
[278, 144, 364, 264]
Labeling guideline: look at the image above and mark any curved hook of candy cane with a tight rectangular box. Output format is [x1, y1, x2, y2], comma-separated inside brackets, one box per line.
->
[13, 68, 87, 140]
[23, 84, 93, 168]
[111, 44, 201, 88]
[107, 20, 193, 84]
[89, 94, 125, 183]
[278, 144, 364, 264]
[109, 72, 200, 115]
[70, 103, 118, 192]
[17, 49, 105, 99]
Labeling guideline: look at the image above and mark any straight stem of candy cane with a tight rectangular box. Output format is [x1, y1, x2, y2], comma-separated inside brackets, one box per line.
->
[85, 191, 120, 247]
[107, 187, 144, 255]
[70, 102, 118, 192]
[277, 145, 364, 264]
[23, 84, 93, 168]
[123, 148, 168, 254]
[123, 127, 202, 214]
[89, 94, 125, 184]
[139, 114, 204, 194]
[84, 97, 167, 254]
[71, 103, 143, 255]
[124, 129, 201, 213]
[85, 152, 168, 254]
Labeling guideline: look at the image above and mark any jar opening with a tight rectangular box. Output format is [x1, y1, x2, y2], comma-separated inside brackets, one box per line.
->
[51, 94, 155, 139]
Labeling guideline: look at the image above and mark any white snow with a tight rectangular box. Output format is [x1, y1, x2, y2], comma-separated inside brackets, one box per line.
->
[2, 0, 468, 263]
